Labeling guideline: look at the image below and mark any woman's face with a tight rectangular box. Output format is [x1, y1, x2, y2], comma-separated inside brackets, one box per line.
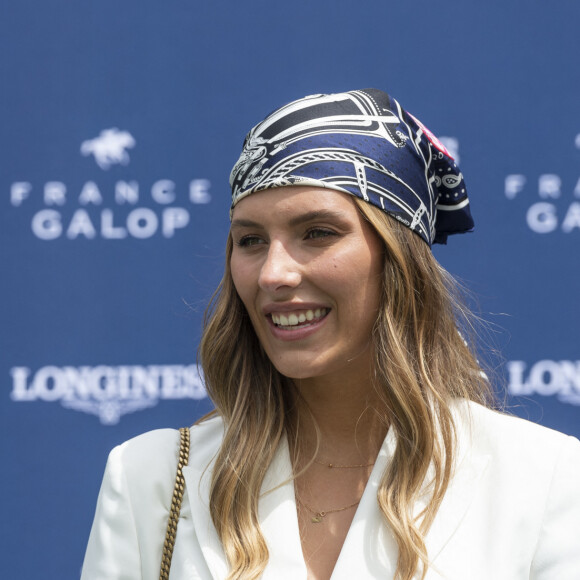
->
[230, 186, 384, 383]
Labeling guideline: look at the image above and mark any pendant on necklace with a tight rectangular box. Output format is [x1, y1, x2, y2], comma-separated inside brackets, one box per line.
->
[311, 512, 325, 523]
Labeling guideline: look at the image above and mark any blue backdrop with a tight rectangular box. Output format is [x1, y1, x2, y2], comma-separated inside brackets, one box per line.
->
[1, 1, 579, 578]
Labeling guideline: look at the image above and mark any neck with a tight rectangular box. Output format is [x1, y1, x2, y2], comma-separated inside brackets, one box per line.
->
[291, 373, 389, 465]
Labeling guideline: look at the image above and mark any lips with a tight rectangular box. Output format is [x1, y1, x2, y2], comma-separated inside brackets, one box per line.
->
[271, 307, 329, 329]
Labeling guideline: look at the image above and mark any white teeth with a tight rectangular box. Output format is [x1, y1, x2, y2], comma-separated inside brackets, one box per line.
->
[271, 308, 328, 327]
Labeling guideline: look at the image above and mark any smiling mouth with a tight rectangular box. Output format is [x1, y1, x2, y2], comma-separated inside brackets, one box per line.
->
[271, 308, 329, 330]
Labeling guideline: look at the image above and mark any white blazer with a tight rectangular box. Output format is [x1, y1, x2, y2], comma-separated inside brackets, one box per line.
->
[81, 401, 580, 579]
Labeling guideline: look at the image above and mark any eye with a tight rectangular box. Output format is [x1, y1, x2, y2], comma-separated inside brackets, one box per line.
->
[305, 228, 336, 240]
[236, 235, 264, 247]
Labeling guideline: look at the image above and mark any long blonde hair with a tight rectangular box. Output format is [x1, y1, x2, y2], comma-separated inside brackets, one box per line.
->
[198, 197, 494, 580]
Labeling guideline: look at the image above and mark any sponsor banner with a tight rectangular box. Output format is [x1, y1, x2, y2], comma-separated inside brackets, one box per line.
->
[10, 364, 207, 425]
[9, 127, 212, 241]
[503, 133, 580, 235]
[507, 360, 580, 406]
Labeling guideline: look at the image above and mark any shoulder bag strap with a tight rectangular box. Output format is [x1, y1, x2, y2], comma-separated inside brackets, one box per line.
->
[159, 427, 191, 580]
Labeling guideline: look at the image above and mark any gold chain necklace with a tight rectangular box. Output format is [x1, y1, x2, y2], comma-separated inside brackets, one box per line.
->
[296, 494, 361, 524]
[313, 458, 375, 469]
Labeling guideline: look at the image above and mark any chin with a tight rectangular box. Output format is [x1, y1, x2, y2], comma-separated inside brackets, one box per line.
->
[270, 356, 344, 383]
[267, 356, 322, 381]
[272, 366, 314, 381]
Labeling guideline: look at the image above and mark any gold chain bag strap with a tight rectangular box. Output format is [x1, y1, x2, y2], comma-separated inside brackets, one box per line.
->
[159, 427, 190, 580]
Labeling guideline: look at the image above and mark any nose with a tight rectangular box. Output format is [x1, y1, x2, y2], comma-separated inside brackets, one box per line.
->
[258, 240, 302, 293]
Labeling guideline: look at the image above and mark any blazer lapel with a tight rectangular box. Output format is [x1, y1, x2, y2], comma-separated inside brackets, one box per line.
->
[332, 401, 491, 579]
[183, 418, 229, 580]
[259, 436, 308, 579]
[330, 428, 399, 579]
[423, 404, 491, 567]
[183, 419, 307, 580]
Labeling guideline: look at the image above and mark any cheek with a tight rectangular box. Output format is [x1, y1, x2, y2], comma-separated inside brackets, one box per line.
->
[230, 262, 264, 333]
[331, 244, 383, 294]
[230, 259, 252, 303]
[349, 255, 384, 319]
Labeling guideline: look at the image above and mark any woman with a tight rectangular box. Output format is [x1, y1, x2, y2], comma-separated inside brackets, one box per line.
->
[81, 89, 580, 580]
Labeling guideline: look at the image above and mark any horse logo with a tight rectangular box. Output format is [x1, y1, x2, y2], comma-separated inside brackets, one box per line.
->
[80, 128, 135, 170]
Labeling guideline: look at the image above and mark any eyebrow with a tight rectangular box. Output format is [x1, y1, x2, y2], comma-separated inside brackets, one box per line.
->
[231, 210, 348, 229]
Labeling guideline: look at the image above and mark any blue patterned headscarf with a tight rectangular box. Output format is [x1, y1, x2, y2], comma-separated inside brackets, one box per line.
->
[230, 89, 473, 246]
